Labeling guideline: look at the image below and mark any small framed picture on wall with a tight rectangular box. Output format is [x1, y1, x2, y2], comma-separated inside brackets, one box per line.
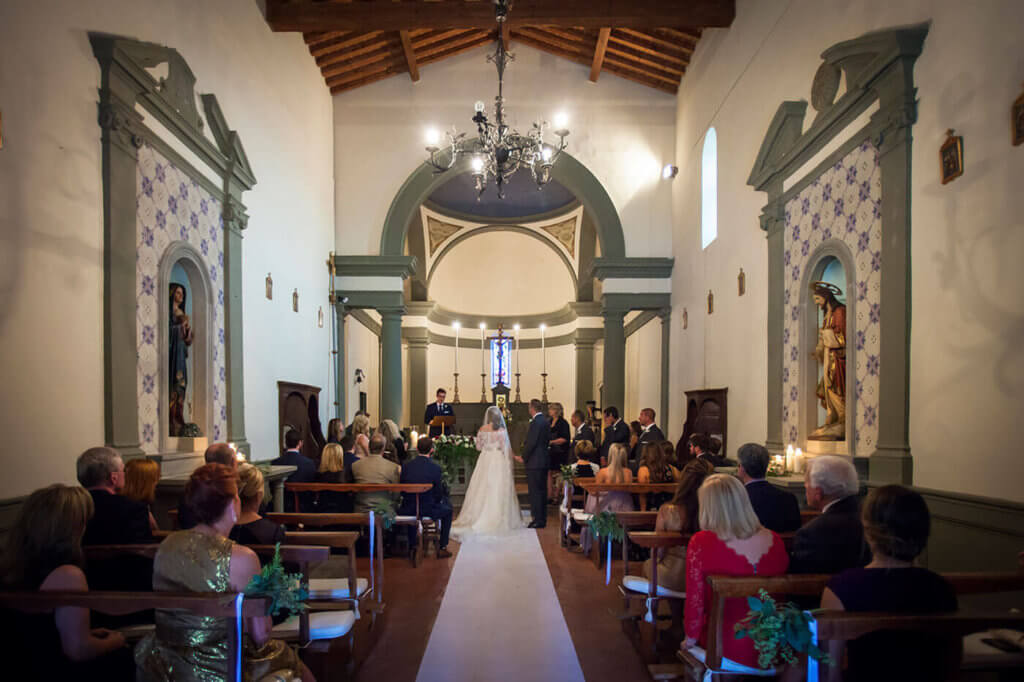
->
[939, 129, 963, 184]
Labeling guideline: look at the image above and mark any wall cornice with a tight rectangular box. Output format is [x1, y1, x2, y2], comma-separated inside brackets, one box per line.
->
[333, 255, 418, 279]
[590, 257, 674, 281]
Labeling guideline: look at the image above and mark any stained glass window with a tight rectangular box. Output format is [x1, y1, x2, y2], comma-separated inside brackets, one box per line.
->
[490, 339, 511, 387]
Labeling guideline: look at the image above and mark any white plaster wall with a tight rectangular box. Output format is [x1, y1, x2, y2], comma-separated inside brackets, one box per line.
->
[669, 0, 1024, 500]
[625, 319, 663, 426]
[0, 0, 334, 493]
[428, 231, 575, 316]
[345, 318, 380, 428]
[333, 43, 676, 256]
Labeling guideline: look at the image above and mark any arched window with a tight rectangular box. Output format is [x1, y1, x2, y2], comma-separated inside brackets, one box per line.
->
[701, 127, 718, 249]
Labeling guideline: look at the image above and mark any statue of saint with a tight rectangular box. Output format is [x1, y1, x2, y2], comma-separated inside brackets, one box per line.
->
[169, 283, 194, 437]
[809, 281, 846, 440]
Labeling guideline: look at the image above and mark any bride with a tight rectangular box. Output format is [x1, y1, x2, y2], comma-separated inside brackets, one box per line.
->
[451, 406, 523, 538]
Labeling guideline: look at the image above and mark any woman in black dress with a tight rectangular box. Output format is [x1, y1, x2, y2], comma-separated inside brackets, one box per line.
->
[821, 485, 957, 681]
[229, 464, 286, 546]
[315, 443, 353, 513]
[547, 402, 571, 502]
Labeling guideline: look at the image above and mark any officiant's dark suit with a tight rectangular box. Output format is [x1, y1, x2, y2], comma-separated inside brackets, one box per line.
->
[424, 397, 455, 438]
[521, 401, 550, 528]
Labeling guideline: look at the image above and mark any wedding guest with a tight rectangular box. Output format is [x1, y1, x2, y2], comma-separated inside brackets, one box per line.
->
[351, 433, 401, 513]
[326, 417, 345, 445]
[0, 484, 135, 680]
[571, 441, 600, 478]
[379, 419, 406, 464]
[708, 437, 730, 466]
[345, 410, 369, 438]
[581, 443, 635, 553]
[821, 485, 957, 682]
[316, 443, 353, 513]
[683, 474, 789, 672]
[637, 441, 680, 509]
[351, 414, 372, 458]
[736, 442, 801, 533]
[77, 446, 153, 545]
[399, 437, 453, 559]
[691, 433, 730, 468]
[122, 457, 161, 533]
[272, 430, 316, 512]
[570, 409, 596, 449]
[178, 442, 238, 530]
[600, 407, 630, 465]
[628, 420, 643, 455]
[641, 459, 714, 627]
[135, 464, 312, 681]
[229, 464, 286, 546]
[547, 402, 571, 502]
[790, 455, 869, 573]
[632, 407, 666, 462]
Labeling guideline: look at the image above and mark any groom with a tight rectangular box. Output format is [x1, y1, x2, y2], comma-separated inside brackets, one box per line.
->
[516, 398, 550, 528]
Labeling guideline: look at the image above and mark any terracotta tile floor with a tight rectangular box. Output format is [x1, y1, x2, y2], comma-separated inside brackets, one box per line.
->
[354, 511, 649, 682]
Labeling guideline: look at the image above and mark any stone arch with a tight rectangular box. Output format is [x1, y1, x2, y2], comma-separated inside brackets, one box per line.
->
[426, 224, 578, 291]
[158, 240, 215, 452]
[380, 149, 625, 259]
[798, 239, 858, 452]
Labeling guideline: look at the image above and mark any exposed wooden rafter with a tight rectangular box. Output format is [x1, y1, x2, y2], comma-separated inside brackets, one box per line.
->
[399, 30, 420, 82]
[266, 0, 735, 33]
[590, 27, 611, 82]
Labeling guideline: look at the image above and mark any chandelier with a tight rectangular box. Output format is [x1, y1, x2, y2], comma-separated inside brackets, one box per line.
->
[423, 0, 570, 199]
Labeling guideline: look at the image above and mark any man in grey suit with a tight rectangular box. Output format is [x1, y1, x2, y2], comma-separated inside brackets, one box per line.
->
[516, 398, 550, 528]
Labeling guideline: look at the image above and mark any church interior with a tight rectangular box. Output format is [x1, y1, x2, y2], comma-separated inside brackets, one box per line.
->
[2, 0, 1024, 680]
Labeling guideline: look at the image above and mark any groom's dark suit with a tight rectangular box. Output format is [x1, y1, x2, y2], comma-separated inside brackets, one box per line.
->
[522, 411, 550, 527]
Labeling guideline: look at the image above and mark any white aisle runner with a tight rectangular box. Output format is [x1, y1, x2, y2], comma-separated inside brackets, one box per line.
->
[415, 529, 586, 682]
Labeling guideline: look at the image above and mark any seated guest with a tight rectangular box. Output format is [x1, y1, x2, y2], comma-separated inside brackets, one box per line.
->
[272, 430, 316, 511]
[77, 446, 153, 545]
[638, 441, 680, 509]
[178, 442, 239, 529]
[790, 455, 869, 573]
[399, 437, 453, 559]
[136, 464, 311, 681]
[581, 443, 635, 553]
[0, 484, 135, 679]
[315, 443, 353, 513]
[351, 433, 401, 513]
[643, 458, 714, 599]
[123, 457, 161, 533]
[683, 474, 789, 671]
[571, 441, 600, 478]
[736, 442, 801, 533]
[345, 410, 369, 438]
[379, 419, 406, 464]
[690, 433, 730, 468]
[354, 433, 370, 459]
[570, 409, 596, 449]
[229, 464, 286, 546]
[821, 485, 957, 682]
[326, 417, 345, 445]
[628, 420, 643, 456]
[707, 437, 730, 466]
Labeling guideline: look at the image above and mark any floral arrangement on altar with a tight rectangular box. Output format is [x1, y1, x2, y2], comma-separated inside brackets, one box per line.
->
[433, 434, 480, 487]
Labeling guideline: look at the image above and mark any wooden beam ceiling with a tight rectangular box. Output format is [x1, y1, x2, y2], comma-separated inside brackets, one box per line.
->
[267, 0, 735, 33]
[275, 1, 733, 95]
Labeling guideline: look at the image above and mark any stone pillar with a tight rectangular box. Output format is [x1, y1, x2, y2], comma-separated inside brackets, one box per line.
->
[601, 299, 628, 413]
[761, 197, 785, 454]
[222, 197, 250, 456]
[659, 308, 671, 434]
[334, 303, 347, 421]
[379, 308, 405, 424]
[407, 328, 430, 430]
[574, 332, 596, 410]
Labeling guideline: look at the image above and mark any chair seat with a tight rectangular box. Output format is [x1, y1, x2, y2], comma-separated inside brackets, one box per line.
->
[622, 574, 686, 599]
[272, 610, 356, 641]
[571, 511, 593, 523]
[394, 515, 419, 524]
[307, 577, 370, 600]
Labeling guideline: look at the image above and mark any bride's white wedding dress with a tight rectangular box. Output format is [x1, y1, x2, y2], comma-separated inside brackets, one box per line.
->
[452, 424, 523, 539]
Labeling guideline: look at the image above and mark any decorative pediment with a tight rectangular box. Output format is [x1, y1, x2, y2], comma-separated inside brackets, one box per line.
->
[746, 101, 807, 191]
[200, 95, 256, 190]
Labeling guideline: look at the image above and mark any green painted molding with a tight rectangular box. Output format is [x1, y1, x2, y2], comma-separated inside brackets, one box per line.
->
[421, 199, 583, 227]
[406, 329, 583, 350]
[338, 290, 405, 312]
[348, 308, 382, 336]
[590, 257, 674, 280]
[602, 293, 671, 314]
[410, 301, 602, 329]
[380, 144, 626, 259]
[624, 309, 660, 338]
[574, 328, 604, 345]
[333, 255, 418, 279]
[199, 94, 256, 190]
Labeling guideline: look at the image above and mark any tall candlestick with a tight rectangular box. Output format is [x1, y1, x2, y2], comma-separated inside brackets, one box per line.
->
[540, 323, 547, 373]
[514, 324, 520, 373]
[479, 323, 486, 375]
[453, 322, 460, 372]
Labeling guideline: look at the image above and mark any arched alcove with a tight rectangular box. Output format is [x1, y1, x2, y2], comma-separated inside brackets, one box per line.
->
[158, 241, 214, 452]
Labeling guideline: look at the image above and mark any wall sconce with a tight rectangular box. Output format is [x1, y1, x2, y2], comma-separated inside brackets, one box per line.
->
[354, 368, 365, 384]
[662, 163, 678, 179]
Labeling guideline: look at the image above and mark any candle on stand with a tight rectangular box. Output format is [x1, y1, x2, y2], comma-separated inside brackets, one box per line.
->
[453, 322, 460, 372]
[540, 323, 547, 373]
[514, 324, 521, 373]
[794, 447, 803, 474]
[410, 430, 419, 450]
[479, 322, 486, 374]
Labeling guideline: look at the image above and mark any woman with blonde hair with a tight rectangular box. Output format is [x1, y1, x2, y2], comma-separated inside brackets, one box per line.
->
[581, 443, 635, 553]
[547, 402, 571, 502]
[123, 457, 162, 532]
[228, 464, 285, 546]
[0, 484, 134, 678]
[379, 419, 406, 464]
[316, 442, 352, 513]
[682, 474, 789, 672]
[351, 414, 371, 458]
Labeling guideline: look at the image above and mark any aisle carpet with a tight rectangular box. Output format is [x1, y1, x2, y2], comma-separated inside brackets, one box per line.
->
[415, 529, 586, 682]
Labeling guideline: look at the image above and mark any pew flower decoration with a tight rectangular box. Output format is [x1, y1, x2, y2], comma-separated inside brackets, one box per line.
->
[587, 510, 625, 543]
[433, 434, 481, 487]
[243, 543, 309, 617]
[559, 464, 576, 483]
[368, 499, 397, 530]
[734, 589, 833, 669]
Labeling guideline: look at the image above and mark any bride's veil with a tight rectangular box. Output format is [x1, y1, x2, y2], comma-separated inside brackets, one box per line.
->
[483, 405, 514, 464]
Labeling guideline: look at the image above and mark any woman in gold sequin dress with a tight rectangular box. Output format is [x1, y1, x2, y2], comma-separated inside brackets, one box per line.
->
[135, 463, 313, 681]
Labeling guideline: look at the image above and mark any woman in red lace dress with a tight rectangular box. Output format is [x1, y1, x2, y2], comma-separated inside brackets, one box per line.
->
[682, 473, 790, 672]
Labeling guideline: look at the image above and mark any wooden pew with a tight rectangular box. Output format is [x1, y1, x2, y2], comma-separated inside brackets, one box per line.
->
[621, 531, 694, 662]
[577, 481, 677, 511]
[616, 511, 659, 576]
[0, 591, 270, 682]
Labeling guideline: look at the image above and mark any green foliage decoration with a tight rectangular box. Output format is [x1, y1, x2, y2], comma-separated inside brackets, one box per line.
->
[587, 510, 625, 542]
[432, 434, 481, 487]
[368, 498, 397, 530]
[243, 544, 309, 618]
[734, 589, 834, 670]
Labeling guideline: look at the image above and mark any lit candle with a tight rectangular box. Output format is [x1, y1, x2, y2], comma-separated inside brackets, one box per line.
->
[785, 444, 795, 473]
[540, 323, 547, 373]
[514, 324, 521, 374]
[453, 322, 460, 372]
[480, 323, 486, 375]
[410, 430, 419, 450]
[794, 448, 803, 474]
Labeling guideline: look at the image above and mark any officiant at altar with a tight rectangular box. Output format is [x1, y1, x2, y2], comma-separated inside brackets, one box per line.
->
[425, 388, 455, 438]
